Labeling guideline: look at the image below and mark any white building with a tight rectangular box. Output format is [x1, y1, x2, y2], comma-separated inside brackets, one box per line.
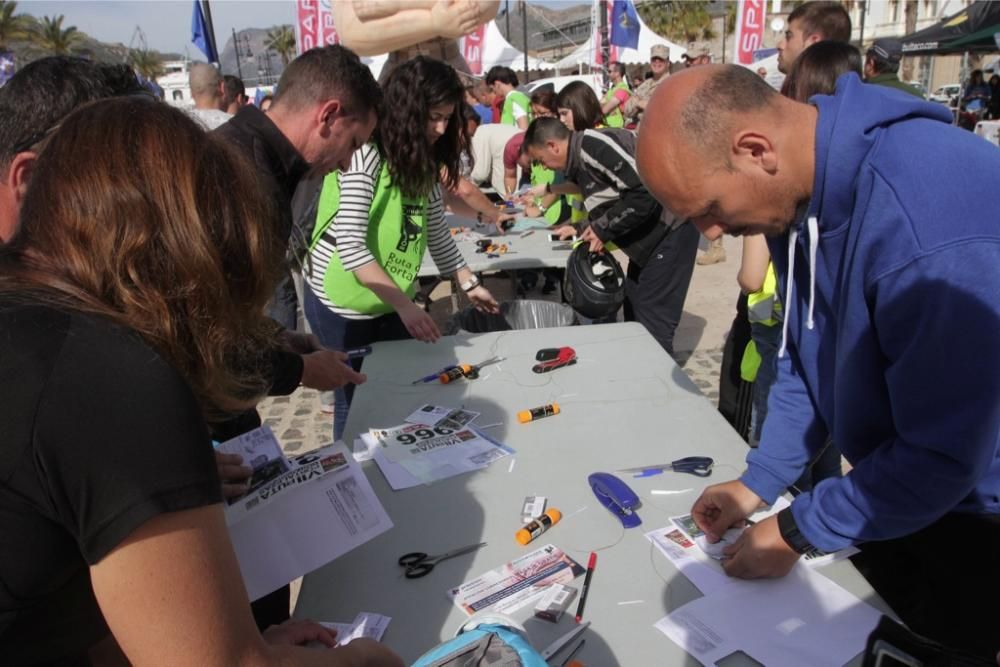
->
[157, 60, 194, 108]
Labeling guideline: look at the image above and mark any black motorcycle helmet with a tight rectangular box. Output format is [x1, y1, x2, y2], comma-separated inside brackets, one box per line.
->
[563, 244, 625, 319]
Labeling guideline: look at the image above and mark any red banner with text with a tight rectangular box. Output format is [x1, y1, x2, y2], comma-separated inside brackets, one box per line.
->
[296, 0, 338, 56]
[734, 0, 766, 65]
[463, 24, 487, 75]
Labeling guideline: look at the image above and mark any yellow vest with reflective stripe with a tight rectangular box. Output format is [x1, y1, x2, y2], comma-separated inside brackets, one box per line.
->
[741, 262, 782, 381]
[746, 262, 782, 327]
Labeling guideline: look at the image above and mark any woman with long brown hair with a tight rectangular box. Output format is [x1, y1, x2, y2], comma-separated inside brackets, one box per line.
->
[304, 56, 498, 440]
[0, 96, 401, 666]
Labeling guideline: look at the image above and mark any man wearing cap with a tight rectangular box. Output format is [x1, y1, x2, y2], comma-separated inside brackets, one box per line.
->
[623, 44, 670, 127]
[865, 38, 923, 98]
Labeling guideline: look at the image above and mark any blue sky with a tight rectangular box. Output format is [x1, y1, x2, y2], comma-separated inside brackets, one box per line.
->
[19, 1, 582, 57]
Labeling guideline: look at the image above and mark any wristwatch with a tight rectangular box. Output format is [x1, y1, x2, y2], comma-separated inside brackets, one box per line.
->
[777, 507, 814, 554]
[460, 275, 481, 292]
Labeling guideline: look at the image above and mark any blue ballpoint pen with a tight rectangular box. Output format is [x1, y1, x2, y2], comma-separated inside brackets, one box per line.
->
[411, 366, 458, 384]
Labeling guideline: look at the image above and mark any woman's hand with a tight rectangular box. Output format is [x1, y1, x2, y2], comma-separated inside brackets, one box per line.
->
[467, 285, 499, 314]
[524, 204, 542, 218]
[214, 452, 252, 500]
[262, 618, 338, 648]
[399, 301, 441, 342]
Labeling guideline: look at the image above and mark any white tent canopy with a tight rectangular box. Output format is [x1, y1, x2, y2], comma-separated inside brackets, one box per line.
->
[551, 14, 686, 70]
[462, 20, 550, 74]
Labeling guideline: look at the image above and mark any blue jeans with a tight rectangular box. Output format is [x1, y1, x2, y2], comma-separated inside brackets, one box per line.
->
[302, 284, 409, 440]
[267, 271, 299, 331]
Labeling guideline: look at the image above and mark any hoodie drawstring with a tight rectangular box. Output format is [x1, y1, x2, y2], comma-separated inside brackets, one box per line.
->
[806, 215, 818, 330]
[778, 216, 819, 358]
[778, 228, 797, 359]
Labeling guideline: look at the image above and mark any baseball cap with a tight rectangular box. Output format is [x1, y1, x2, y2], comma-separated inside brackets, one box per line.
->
[650, 44, 669, 61]
[503, 132, 526, 170]
[868, 38, 903, 65]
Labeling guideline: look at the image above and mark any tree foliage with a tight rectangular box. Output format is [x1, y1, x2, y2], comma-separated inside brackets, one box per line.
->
[33, 14, 81, 55]
[129, 48, 164, 80]
[0, 0, 30, 49]
[637, 1, 716, 44]
[265, 25, 295, 65]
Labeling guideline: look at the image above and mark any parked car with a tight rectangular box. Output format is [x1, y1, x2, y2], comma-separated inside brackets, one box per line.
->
[929, 83, 960, 106]
[905, 81, 928, 99]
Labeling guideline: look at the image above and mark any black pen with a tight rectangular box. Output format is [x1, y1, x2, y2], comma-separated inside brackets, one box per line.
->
[574, 551, 597, 623]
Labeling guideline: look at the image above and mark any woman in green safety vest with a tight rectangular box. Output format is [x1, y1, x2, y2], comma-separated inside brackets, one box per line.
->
[303, 56, 499, 439]
[485, 65, 532, 130]
[599, 61, 631, 129]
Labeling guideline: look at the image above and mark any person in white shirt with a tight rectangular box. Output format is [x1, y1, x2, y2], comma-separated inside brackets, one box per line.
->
[187, 63, 231, 130]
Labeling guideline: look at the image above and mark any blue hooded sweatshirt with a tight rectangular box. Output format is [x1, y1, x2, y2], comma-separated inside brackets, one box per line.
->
[741, 73, 1000, 552]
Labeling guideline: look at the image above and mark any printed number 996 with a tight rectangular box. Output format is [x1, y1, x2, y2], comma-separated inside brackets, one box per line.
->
[396, 426, 453, 445]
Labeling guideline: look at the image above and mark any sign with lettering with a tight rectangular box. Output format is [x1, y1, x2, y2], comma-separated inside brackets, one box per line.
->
[734, 0, 767, 65]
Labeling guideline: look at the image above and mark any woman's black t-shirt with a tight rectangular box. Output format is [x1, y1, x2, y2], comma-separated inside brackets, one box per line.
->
[0, 301, 222, 664]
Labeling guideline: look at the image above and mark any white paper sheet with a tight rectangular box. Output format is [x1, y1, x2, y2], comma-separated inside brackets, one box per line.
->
[654, 566, 882, 666]
[226, 443, 393, 601]
[403, 404, 454, 426]
[320, 612, 392, 646]
[368, 425, 513, 488]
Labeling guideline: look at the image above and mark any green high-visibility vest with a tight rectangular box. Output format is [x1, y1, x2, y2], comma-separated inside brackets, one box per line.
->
[602, 81, 629, 128]
[747, 262, 782, 327]
[500, 90, 532, 126]
[309, 150, 428, 315]
[741, 262, 783, 382]
[567, 193, 587, 224]
[530, 163, 563, 225]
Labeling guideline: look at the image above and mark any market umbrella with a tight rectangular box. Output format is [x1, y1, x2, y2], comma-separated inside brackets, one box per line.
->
[900, 0, 1000, 55]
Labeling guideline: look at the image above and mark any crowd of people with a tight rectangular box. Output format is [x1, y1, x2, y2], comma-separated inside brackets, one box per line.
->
[0, 0, 997, 664]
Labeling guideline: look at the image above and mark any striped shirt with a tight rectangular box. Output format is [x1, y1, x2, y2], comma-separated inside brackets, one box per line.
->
[307, 144, 466, 320]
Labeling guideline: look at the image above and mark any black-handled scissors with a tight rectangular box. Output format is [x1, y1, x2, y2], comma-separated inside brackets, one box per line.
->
[616, 456, 715, 478]
[397, 542, 486, 579]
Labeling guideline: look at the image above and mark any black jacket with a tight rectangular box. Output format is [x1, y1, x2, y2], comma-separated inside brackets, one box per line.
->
[211, 107, 309, 440]
[563, 129, 675, 267]
[214, 105, 310, 244]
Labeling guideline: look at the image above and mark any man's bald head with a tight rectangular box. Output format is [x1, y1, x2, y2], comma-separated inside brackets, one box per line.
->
[189, 63, 223, 107]
[668, 65, 780, 167]
[637, 65, 815, 239]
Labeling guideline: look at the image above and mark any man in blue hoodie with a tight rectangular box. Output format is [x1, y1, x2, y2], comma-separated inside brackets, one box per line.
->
[637, 65, 1000, 658]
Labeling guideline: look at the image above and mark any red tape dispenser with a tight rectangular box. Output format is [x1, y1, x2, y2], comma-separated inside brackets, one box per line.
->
[533, 347, 577, 374]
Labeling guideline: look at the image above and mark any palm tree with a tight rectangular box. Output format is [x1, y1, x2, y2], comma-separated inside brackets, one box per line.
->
[265, 25, 295, 65]
[33, 14, 81, 55]
[129, 49, 164, 81]
[0, 0, 30, 50]
[637, 1, 717, 45]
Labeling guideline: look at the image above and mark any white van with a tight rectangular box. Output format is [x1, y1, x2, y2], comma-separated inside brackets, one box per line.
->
[929, 83, 960, 106]
[523, 74, 602, 98]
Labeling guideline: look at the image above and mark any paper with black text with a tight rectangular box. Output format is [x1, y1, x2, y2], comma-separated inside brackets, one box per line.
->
[226, 443, 393, 601]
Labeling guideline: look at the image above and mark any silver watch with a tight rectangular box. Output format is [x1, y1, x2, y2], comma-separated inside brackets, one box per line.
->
[460, 276, 481, 292]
